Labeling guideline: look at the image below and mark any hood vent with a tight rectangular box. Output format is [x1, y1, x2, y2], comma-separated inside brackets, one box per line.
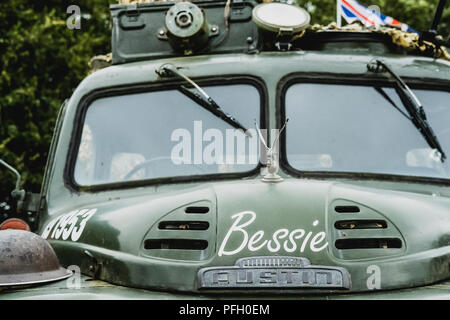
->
[329, 200, 406, 260]
[334, 220, 387, 230]
[141, 200, 215, 261]
[145, 239, 208, 250]
[335, 238, 402, 250]
[335, 205, 360, 213]
[158, 221, 209, 230]
[185, 206, 210, 214]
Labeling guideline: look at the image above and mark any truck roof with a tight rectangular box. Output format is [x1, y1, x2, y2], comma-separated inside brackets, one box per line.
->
[80, 51, 450, 95]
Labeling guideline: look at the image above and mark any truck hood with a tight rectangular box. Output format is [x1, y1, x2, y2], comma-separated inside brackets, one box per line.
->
[41, 179, 450, 294]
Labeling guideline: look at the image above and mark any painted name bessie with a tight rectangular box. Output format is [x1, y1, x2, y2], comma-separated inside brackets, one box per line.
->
[218, 211, 328, 256]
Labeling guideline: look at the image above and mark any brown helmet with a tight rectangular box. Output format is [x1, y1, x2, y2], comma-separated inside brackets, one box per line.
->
[0, 229, 72, 287]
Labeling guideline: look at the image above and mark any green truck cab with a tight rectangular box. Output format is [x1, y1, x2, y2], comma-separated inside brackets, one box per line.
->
[1, 0, 449, 299]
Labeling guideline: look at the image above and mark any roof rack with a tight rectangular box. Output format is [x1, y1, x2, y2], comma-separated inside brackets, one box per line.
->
[105, 0, 450, 67]
[110, 0, 260, 64]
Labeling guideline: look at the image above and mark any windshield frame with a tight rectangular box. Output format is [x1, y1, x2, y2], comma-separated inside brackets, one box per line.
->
[65, 75, 268, 192]
[277, 72, 450, 186]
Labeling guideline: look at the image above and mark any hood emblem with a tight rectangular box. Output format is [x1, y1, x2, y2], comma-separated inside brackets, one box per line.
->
[197, 256, 351, 290]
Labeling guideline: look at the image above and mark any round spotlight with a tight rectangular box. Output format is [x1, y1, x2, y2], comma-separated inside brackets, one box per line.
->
[252, 3, 311, 35]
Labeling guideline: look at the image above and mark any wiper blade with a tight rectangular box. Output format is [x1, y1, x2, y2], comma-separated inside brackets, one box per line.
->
[156, 63, 252, 137]
[373, 87, 411, 121]
[368, 59, 446, 162]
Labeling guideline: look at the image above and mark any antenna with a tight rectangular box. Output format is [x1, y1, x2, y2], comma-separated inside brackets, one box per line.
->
[420, 0, 449, 48]
[431, 0, 447, 33]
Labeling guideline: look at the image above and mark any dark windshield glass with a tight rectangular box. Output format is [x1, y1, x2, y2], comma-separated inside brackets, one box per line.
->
[74, 84, 261, 186]
[285, 83, 450, 179]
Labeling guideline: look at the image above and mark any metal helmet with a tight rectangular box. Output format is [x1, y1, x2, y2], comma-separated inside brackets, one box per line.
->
[0, 229, 72, 287]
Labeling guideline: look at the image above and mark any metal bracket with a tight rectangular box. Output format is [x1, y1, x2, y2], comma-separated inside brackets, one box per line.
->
[367, 59, 385, 73]
[84, 250, 102, 279]
[157, 24, 220, 41]
[0, 159, 25, 202]
[125, 3, 139, 16]
[274, 42, 293, 51]
[231, 0, 246, 10]
[121, 3, 145, 30]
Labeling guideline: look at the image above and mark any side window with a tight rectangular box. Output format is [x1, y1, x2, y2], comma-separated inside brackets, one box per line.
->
[74, 124, 96, 183]
[40, 99, 68, 200]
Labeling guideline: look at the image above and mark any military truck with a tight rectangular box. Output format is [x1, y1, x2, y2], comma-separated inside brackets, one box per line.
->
[0, 0, 449, 299]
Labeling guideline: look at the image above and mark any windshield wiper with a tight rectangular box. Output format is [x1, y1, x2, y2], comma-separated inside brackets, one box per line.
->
[156, 63, 252, 137]
[373, 87, 411, 121]
[368, 59, 446, 162]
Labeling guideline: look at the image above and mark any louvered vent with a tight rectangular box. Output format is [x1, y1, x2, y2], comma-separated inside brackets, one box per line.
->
[334, 205, 360, 213]
[185, 206, 210, 214]
[334, 220, 387, 230]
[329, 200, 405, 260]
[158, 221, 209, 230]
[335, 238, 402, 249]
[141, 200, 215, 261]
[144, 239, 208, 250]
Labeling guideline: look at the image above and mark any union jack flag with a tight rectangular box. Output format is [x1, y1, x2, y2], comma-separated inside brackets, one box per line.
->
[338, 0, 416, 33]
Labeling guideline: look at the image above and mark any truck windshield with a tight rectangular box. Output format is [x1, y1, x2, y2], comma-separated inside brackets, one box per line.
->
[285, 83, 450, 180]
[74, 84, 261, 186]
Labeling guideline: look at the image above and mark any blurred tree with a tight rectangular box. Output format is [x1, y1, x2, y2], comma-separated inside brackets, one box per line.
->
[0, 0, 113, 204]
[0, 0, 448, 213]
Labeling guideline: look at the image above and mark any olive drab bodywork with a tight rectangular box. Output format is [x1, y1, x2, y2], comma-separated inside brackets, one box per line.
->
[1, 0, 450, 299]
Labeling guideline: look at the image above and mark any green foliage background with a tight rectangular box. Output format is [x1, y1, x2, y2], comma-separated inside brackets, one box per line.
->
[0, 0, 113, 199]
[0, 0, 448, 199]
